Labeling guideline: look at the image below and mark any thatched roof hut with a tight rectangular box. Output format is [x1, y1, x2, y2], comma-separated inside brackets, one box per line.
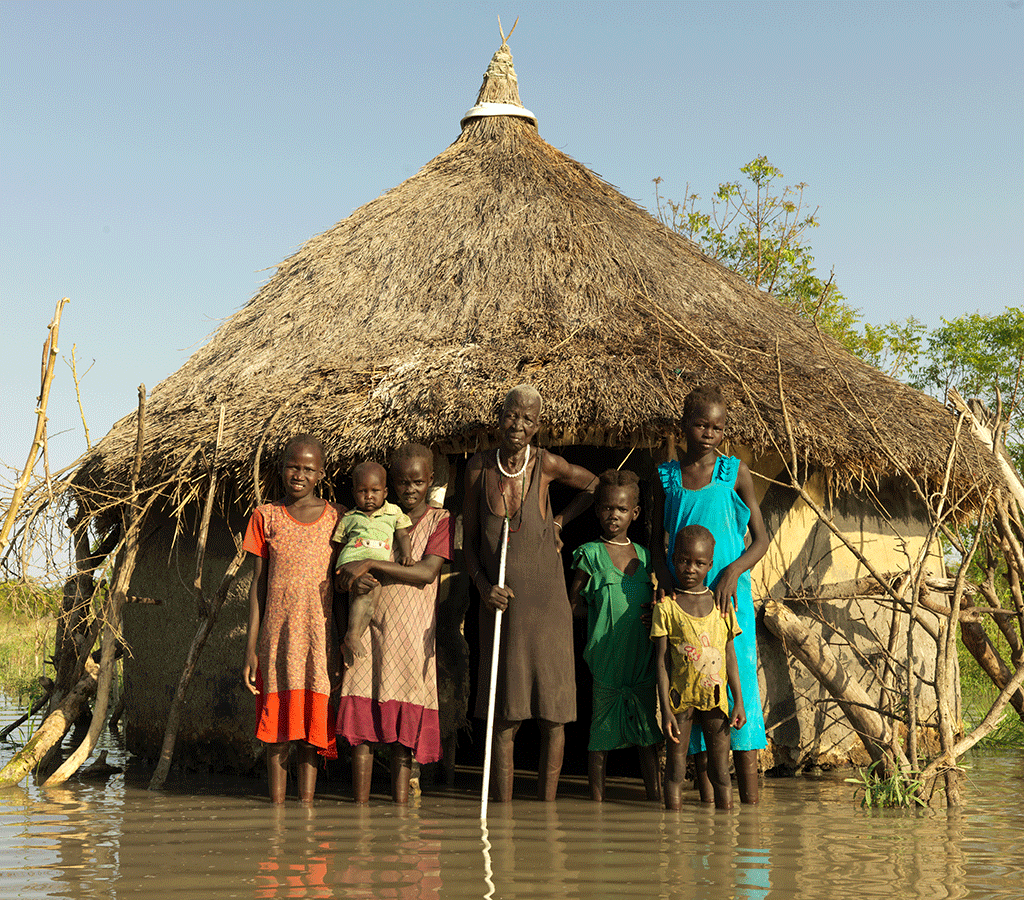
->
[74, 41, 997, 514]
[73, 42, 1002, 775]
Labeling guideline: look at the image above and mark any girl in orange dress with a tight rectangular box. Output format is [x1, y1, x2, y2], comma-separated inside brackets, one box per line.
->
[242, 434, 343, 804]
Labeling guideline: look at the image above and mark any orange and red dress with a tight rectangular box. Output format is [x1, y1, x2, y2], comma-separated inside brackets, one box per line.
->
[242, 501, 342, 749]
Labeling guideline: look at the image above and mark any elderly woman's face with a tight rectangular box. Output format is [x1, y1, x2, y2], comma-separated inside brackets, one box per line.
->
[499, 398, 541, 452]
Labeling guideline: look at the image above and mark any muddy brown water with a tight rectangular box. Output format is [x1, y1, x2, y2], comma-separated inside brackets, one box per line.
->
[2, 698, 1023, 899]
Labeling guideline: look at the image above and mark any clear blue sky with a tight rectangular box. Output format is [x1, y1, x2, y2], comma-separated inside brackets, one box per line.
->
[2, 1, 1021, 474]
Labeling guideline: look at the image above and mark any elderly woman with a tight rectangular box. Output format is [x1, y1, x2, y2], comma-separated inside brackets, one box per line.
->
[463, 384, 597, 802]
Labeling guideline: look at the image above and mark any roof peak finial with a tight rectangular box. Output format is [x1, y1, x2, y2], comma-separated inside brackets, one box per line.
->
[462, 21, 538, 128]
[497, 14, 519, 46]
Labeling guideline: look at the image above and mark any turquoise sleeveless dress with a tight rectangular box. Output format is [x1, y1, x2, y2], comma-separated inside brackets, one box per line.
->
[658, 455, 766, 752]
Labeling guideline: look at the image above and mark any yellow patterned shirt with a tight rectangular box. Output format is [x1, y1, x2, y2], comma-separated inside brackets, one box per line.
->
[650, 595, 741, 715]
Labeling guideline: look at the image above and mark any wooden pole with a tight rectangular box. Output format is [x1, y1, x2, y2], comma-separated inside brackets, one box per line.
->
[0, 297, 68, 559]
[148, 405, 283, 789]
[193, 404, 226, 615]
[480, 517, 509, 819]
[0, 659, 99, 787]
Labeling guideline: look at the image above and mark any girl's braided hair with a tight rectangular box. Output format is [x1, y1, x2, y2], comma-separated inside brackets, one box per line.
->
[682, 384, 726, 423]
[597, 468, 640, 506]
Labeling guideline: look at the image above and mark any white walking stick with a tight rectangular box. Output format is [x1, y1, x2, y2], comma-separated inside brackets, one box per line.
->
[480, 516, 509, 819]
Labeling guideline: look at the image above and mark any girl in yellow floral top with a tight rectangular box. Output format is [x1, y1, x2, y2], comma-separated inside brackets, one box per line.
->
[651, 524, 745, 811]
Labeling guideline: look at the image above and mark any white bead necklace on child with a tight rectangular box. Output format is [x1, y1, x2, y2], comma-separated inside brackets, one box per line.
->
[496, 444, 530, 479]
[675, 587, 711, 595]
[601, 536, 632, 546]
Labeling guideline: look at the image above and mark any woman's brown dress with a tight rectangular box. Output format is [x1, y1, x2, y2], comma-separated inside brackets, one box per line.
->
[474, 449, 576, 724]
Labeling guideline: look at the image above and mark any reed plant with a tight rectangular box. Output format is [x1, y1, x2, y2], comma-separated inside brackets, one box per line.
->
[846, 759, 926, 809]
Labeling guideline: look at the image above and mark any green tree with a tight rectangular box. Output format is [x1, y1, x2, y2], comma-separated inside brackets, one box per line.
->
[655, 156, 864, 353]
[655, 160, 1020, 467]
[912, 308, 1023, 471]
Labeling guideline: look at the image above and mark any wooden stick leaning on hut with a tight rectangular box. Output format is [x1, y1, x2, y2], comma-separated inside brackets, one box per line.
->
[761, 599, 911, 771]
[918, 660, 1024, 783]
[193, 404, 226, 617]
[148, 402, 287, 791]
[45, 384, 150, 787]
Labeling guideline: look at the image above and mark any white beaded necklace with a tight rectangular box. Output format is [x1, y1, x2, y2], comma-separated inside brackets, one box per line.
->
[495, 444, 530, 479]
[601, 536, 632, 546]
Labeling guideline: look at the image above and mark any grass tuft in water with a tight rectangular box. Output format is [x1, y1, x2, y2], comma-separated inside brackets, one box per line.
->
[845, 759, 926, 809]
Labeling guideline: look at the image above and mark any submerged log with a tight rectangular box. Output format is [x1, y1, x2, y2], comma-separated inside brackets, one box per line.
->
[0, 658, 99, 787]
[762, 599, 911, 772]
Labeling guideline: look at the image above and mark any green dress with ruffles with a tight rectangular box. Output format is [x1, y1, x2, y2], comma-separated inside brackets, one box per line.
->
[573, 541, 662, 752]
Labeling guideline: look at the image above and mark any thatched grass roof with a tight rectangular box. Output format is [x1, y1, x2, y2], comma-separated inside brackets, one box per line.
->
[74, 42, 999, 512]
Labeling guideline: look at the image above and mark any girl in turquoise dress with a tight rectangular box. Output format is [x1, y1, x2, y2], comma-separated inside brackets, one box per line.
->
[653, 385, 769, 804]
[570, 470, 662, 802]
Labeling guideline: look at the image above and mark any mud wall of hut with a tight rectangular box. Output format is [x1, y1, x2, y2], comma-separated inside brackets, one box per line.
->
[746, 449, 948, 769]
[123, 510, 260, 773]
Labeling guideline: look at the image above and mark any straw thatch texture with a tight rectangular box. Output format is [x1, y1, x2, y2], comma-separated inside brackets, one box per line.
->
[74, 43, 998, 511]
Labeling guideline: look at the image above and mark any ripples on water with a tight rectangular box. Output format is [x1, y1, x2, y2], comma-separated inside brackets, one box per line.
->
[1, 699, 1022, 900]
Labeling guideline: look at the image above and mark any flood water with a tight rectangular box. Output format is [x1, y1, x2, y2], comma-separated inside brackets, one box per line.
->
[2, 697, 1023, 899]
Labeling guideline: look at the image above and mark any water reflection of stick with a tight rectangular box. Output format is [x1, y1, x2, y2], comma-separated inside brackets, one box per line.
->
[481, 821, 496, 900]
[480, 516, 509, 819]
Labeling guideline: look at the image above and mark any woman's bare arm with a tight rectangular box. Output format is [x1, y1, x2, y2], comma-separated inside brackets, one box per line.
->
[543, 452, 597, 536]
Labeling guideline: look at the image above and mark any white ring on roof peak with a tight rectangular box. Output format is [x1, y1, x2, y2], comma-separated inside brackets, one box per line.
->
[461, 101, 538, 128]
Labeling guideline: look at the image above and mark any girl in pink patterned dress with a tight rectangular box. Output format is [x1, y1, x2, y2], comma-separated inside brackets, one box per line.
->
[334, 443, 452, 804]
[242, 435, 343, 804]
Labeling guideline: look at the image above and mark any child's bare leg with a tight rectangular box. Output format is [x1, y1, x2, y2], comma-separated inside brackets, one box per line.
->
[588, 750, 608, 801]
[664, 711, 693, 810]
[491, 718, 520, 802]
[700, 710, 734, 810]
[344, 583, 380, 664]
[537, 719, 565, 802]
[638, 744, 661, 801]
[692, 751, 714, 803]
[351, 742, 373, 804]
[390, 743, 413, 804]
[266, 742, 289, 804]
[296, 741, 318, 804]
[735, 748, 760, 805]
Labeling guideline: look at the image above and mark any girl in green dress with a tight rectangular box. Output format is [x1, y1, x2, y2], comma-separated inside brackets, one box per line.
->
[569, 470, 662, 802]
